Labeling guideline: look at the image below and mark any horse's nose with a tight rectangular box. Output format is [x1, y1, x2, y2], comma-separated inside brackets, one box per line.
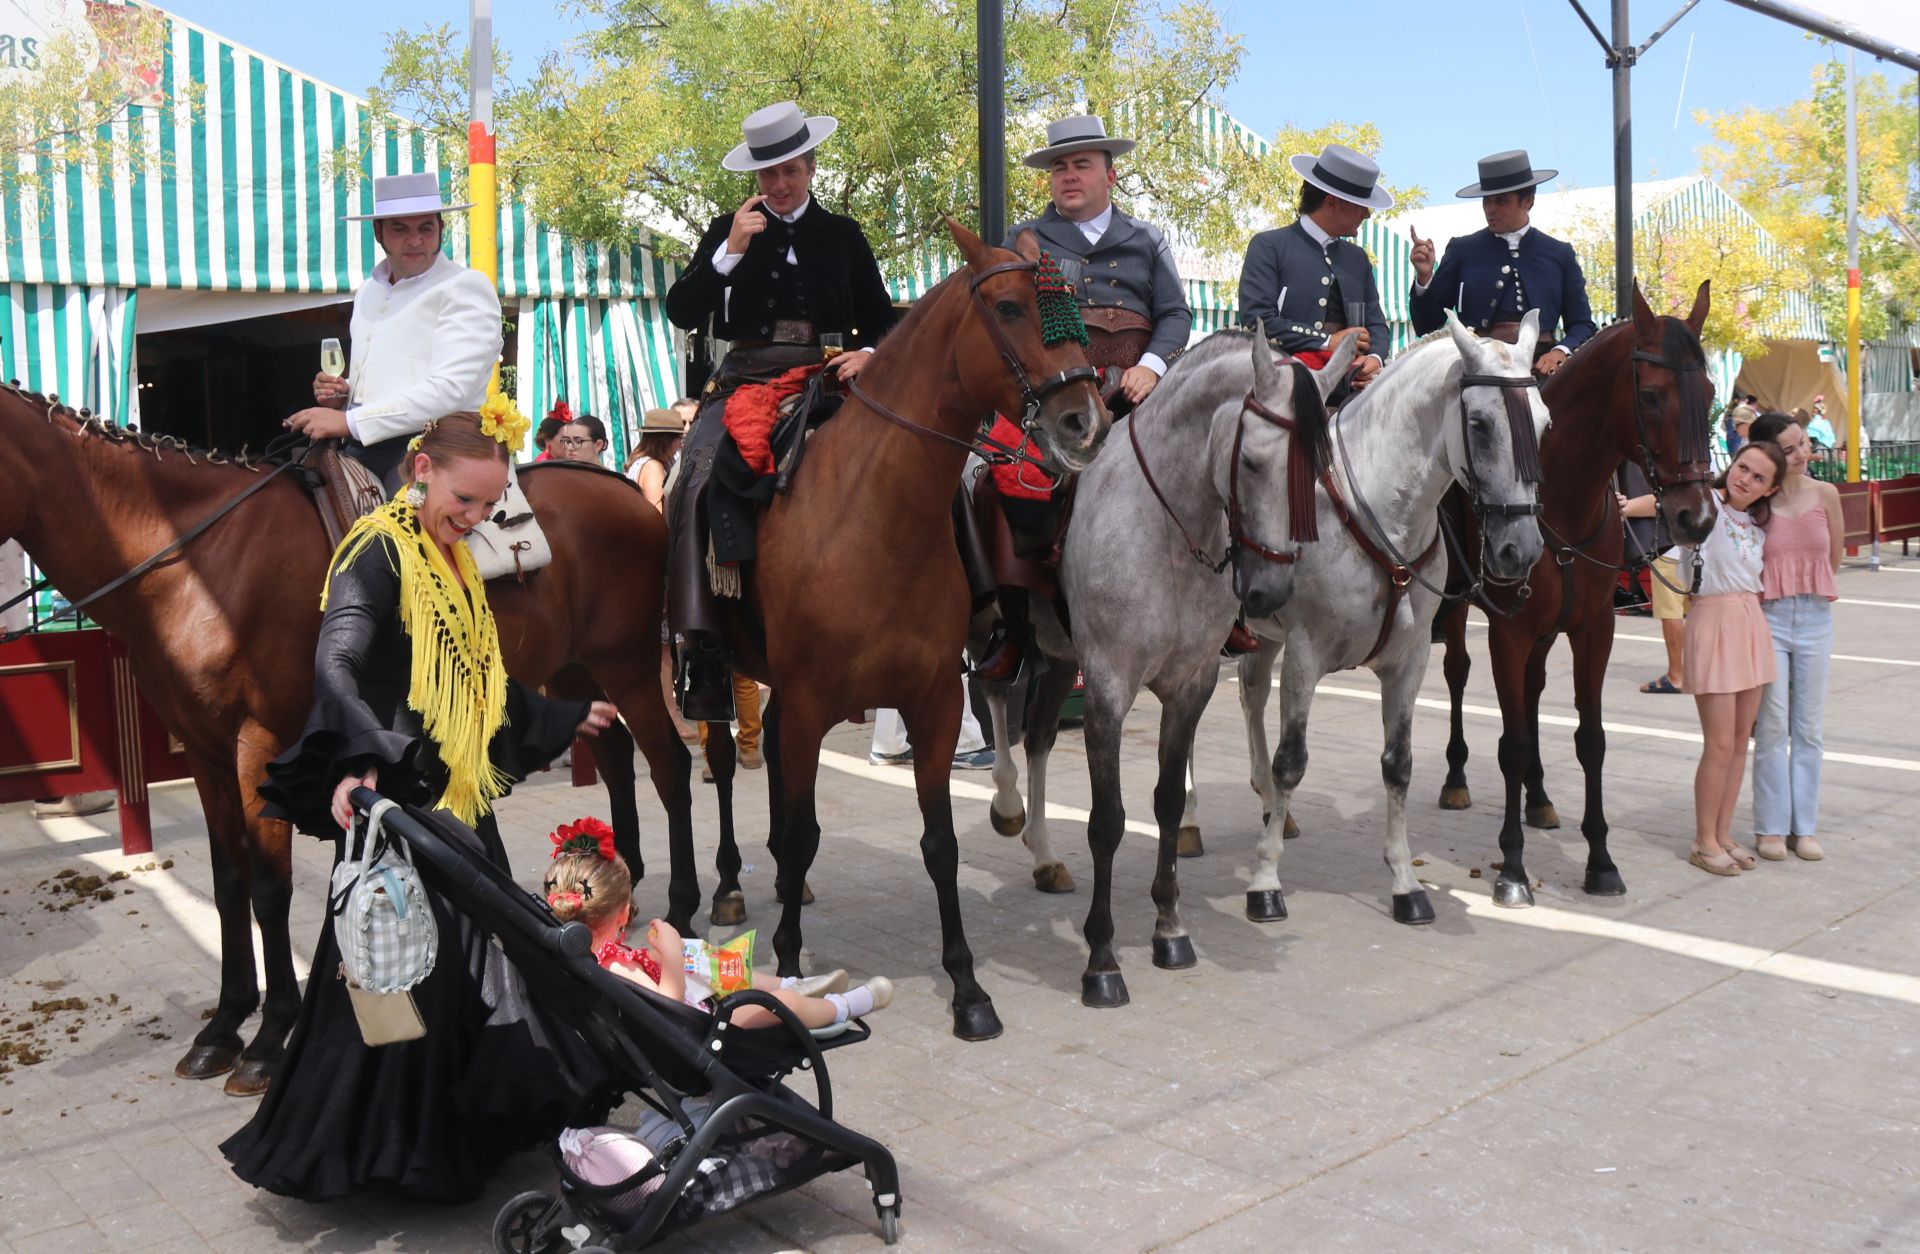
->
[1058, 407, 1091, 446]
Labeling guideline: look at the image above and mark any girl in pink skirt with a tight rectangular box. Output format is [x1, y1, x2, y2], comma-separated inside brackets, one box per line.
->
[1679, 442, 1787, 876]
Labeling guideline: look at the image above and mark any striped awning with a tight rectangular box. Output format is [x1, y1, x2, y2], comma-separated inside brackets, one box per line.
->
[0, 284, 139, 426]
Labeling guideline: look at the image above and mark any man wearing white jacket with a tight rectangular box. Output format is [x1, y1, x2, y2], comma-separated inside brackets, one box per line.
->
[284, 172, 500, 485]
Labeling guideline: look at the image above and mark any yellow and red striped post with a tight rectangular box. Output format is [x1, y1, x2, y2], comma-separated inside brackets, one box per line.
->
[469, 0, 500, 396]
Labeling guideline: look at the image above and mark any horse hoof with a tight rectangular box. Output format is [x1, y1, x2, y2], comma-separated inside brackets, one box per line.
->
[1031, 862, 1075, 893]
[1392, 890, 1436, 925]
[1438, 786, 1472, 811]
[1245, 889, 1288, 922]
[1152, 935, 1197, 969]
[990, 806, 1026, 837]
[1080, 972, 1130, 1008]
[1175, 825, 1204, 858]
[223, 1058, 274, 1097]
[1492, 878, 1535, 909]
[1525, 803, 1560, 830]
[774, 881, 816, 906]
[1283, 812, 1300, 840]
[1584, 867, 1627, 897]
[951, 1001, 1004, 1042]
[709, 892, 747, 927]
[174, 1043, 240, 1081]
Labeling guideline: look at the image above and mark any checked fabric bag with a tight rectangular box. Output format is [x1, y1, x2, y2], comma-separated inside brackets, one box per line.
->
[331, 798, 437, 995]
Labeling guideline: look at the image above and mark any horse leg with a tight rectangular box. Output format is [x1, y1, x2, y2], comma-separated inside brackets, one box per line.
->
[1438, 601, 1474, 810]
[226, 728, 301, 1096]
[706, 720, 746, 927]
[900, 677, 1003, 1040]
[1150, 677, 1213, 969]
[1019, 659, 1078, 893]
[986, 683, 1025, 836]
[1238, 639, 1297, 838]
[1248, 645, 1319, 922]
[584, 659, 700, 934]
[587, 715, 644, 880]
[1490, 638, 1538, 908]
[1376, 652, 1435, 925]
[1079, 669, 1136, 1007]
[1176, 745, 1203, 857]
[1571, 623, 1624, 895]
[1522, 640, 1560, 830]
[766, 693, 826, 982]
[174, 755, 258, 1082]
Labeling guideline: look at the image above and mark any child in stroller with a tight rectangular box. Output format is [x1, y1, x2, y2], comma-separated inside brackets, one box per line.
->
[542, 818, 893, 1031]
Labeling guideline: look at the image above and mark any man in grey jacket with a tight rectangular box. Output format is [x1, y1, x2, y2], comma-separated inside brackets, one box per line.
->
[1237, 143, 1394, 395]
[974, 115, 1193, 681]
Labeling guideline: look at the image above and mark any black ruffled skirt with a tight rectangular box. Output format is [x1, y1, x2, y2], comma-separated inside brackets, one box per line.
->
[220, 813, 613, 1203]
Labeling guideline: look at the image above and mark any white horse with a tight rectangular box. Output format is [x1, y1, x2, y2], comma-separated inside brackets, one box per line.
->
[1188, 312, 1551, 924]
[983, 327, 1356, 1007]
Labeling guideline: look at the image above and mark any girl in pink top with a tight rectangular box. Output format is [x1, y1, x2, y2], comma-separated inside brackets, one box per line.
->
[1747, 415, 1844, 863]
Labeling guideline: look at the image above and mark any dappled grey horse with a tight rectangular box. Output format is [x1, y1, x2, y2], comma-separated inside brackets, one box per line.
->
[1186, 312, 1550, 924]
[982, 327, 1356, 1007]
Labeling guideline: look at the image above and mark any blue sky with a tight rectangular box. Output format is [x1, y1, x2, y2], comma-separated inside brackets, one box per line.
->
[164, 0, 1862, 211]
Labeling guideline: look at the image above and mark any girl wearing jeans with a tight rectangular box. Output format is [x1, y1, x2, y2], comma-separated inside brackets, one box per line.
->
[1679, 443, 1786, 876]
[1747, 414, 1843, 862]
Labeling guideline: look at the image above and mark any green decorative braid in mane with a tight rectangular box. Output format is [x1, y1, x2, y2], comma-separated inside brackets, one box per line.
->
[1035, 251, 1089, 347]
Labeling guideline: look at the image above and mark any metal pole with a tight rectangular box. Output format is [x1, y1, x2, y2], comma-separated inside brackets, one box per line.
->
[1721, 0, 1920, 72]
[1846, 50, 1865, 502]
[977, 0, 1006, 246]
[1613, 0, 1633, 320]
[468, 0, 500, 399]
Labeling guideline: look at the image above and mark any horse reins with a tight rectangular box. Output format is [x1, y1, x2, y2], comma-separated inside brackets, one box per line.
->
[847, 258, 1098, 471]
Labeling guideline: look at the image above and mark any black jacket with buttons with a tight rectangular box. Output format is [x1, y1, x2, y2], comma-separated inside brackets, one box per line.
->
[666, 201, 898, 348]
[1236, 221, 1390, 359]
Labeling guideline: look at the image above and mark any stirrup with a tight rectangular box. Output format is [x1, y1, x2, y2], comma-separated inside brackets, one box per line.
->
[678, 656, 737, 723]
[970, 620, 1029, 685]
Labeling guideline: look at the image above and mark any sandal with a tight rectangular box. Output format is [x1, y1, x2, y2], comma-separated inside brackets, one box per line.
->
[1723, 843, 1757, 871]
[1755, 836, 1788, 861]
[1688, 849, 1742, 877]
[1788, 835, 1825, 862]
[1640, 675, 1683, 694]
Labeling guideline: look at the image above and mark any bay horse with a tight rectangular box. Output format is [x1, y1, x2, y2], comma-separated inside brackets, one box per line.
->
[1432, 280, 1718, 907]
[714, 219, 1107, 1041]
[981, 327, 1351, 1006]
[0, 393, 694, 1094]
[1218, 312, 1549, 926]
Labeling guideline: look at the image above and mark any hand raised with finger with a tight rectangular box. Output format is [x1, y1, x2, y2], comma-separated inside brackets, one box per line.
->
[1409, 226, 1435, 283]
[726, 194, 771, 256]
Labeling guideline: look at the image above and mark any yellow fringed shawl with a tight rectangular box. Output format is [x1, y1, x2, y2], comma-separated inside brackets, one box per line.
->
[321, 497, 511, 824]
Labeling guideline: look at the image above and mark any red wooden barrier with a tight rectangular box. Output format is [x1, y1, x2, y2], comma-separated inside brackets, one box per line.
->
[1835, 481, 1874, 556]
[0, 629, 191, 854]
[1875, 475, 1920, 552]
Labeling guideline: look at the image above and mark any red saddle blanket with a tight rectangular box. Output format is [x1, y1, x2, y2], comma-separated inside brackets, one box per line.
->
[724, 365, 823, 476]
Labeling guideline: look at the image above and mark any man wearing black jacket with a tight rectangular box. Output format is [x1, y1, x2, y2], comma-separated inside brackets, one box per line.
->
[664, 101, 897, 719]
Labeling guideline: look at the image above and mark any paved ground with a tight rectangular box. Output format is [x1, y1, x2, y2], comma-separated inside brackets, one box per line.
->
[3, 554, 1918, 1252]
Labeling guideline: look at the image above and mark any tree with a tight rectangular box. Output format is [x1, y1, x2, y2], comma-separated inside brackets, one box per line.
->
[1697, 59, 1919, 338]
[359, 0, 1417, 266]
[0, 5, 173, 198]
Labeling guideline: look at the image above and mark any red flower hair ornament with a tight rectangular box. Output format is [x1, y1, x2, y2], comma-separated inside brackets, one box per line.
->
[550, 817, 619, 864]
[545, 400, 575, 426]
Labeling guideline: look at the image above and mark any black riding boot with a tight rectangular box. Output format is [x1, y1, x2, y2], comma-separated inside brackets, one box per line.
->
[677, 635, 737, 723]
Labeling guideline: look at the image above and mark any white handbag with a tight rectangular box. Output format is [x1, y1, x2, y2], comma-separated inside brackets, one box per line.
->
[330, 797, 438, 995]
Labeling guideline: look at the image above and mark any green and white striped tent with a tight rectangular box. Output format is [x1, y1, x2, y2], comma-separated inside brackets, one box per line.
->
[0, 3, 682, 461]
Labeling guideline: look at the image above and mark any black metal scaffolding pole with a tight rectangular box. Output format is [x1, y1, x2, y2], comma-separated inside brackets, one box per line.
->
[978, 0, 1007, 245]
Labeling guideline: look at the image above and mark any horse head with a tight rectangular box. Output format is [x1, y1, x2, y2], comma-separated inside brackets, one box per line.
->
[1626, 279, 1717, 544]
[1444, 310, 1550, 581]
[1226, 322, 1347, 619]
[944, 218, 1109, 475]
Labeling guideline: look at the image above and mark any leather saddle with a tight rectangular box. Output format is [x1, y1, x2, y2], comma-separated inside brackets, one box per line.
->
[306, 440, 389, 549]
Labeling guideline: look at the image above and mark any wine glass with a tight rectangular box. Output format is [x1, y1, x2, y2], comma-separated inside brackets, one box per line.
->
[320, 337, 346, 378]
[820, 333, 844, 362]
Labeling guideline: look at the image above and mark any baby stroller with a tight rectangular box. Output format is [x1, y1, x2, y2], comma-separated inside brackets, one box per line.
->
[354, 790, 903, 1249]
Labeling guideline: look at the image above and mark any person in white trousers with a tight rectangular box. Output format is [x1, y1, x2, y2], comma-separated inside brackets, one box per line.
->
[869, 675, 994, 769]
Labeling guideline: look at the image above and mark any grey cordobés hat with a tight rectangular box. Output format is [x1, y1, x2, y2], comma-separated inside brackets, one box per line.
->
[722, 101, 839, 172]
[1023, 115, 1137, 169]
[1456, 150, 1557, 198]
[1288, 144, 1395, 212]
[345, 172, 473, 221]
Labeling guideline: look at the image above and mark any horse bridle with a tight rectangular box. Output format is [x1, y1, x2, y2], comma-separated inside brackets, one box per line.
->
[1629, 346, 1713, 498]
[848, 258, 1099, 471]
[1131, 386, 1310, 574]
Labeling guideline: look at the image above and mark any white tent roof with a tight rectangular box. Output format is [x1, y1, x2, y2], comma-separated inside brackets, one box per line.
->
[1374, 177, 1702, 252]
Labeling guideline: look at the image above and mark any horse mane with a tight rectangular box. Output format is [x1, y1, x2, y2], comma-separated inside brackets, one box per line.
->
[3, 380, 280, 473]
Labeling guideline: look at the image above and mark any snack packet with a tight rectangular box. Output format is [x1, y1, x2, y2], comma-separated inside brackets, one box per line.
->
[684, 931, 755, 997]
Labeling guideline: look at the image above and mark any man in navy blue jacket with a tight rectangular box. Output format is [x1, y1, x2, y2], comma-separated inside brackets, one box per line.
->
[1408, 150, 1595, 375]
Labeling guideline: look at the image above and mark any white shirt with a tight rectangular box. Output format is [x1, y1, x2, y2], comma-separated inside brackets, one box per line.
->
[343, 253, 502, 447]
[1679, 501, 1766, 597]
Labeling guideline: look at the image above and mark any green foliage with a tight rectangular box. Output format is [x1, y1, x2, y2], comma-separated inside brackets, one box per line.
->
[359, 0, 1416, 266]
[1698, 59, 1919, 338]
[0, 8, 178, 198]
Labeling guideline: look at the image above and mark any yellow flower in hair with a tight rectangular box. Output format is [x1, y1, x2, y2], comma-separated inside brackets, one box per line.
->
[477, 393, 531, 451]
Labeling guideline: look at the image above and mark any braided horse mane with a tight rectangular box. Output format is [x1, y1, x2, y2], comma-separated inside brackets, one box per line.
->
[3, 378, 280, 473]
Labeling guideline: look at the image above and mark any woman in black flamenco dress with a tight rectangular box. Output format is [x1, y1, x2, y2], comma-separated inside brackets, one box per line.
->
[221, 417, 618, 1203]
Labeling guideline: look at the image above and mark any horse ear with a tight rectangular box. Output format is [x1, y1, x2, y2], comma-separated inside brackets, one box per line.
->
[1314, 327, 1359, 399]
[1631, 279, 1659, 341]
[1685, 279, 1711, 334]
[944, 216, 991, 270]
[1516, 308, 1541, 364]
[1249, 319, 1280, 396]
[1444, 308, 1479, 364]
[1012, 228, 1041, 262]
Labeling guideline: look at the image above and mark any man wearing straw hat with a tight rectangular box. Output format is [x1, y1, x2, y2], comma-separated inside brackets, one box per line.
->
[970, 113, 1191, 682]
[1237, 143, 1394, 395]
[1407, 149, 1594, 374]
[284, 171, 502, 485]
[664, 101, 897, 721]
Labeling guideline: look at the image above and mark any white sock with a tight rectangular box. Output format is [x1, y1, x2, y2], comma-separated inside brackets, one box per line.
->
[779, 975, 798, 989]
[824, 992, 850, 1023]
[826, 986, 876, 1022]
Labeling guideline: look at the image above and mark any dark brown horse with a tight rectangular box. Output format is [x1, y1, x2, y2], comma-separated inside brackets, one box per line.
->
[1432, 281, 1718, 906]
[0, 391, 694, 1093]
[711, 220, 1107, 1041]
